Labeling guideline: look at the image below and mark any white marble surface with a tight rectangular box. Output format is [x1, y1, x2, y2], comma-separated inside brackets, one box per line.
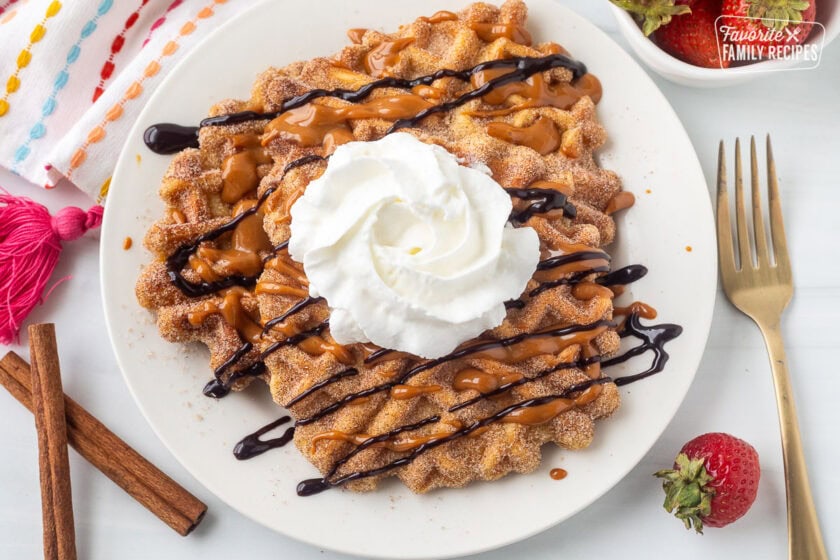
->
[1, 1, 838, 558]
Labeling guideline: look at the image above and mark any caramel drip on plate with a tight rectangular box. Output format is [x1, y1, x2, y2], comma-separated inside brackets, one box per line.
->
[418, 10, 458, 24]
[487, 116, 560, 155]
[614, 301, 657, 320]
[364, 37, 415, 77]
[614, 302, 658, 330]
[469, 22, 532, 45]
[470, 68, 602, 117]
[550, 468, 567, 480]
[605, 191, 636, 215]
[389, 384, 442, 400]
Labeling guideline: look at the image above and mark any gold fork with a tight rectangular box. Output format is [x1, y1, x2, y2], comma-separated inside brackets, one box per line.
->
[717, 136, 827, 560]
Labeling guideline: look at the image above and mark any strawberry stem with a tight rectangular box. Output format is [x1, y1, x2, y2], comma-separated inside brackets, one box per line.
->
[654, 453, 715, 534]
[745, 0, 811, 31]
[609, 0, 692, 36]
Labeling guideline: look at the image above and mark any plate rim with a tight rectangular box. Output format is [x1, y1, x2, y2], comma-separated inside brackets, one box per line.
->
[101, 1, 717, 557]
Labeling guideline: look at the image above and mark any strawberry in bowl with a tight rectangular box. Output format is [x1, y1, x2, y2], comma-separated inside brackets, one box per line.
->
[607, 0, 836, 86]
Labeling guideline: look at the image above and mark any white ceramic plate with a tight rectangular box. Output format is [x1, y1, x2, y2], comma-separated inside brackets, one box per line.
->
[101, 1, 716, 558]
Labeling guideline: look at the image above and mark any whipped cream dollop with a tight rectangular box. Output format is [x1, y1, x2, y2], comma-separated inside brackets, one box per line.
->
[288, 133, 539, 359]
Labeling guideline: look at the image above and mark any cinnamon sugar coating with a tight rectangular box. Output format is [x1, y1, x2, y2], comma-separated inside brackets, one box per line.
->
[136, 0, 628, 494]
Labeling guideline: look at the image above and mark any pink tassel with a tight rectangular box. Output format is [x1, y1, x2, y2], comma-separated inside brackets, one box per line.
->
[0, 193, 103, 344]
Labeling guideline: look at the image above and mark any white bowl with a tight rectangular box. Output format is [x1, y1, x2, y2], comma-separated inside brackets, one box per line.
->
[608, 1, 840, 87]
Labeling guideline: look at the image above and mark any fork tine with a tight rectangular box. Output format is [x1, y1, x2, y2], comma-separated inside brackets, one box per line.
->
[766, 135, 790, 269]
[716, 141, 736, 274]
[734, 138, 752, 269]
[750, 136, 770, 266]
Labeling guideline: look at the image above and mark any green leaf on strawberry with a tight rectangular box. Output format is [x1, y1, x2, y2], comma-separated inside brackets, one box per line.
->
[609, 0, 692, 36]
[655, 433, 760, 533]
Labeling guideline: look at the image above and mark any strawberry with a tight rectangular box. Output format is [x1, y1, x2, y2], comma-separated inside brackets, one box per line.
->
[655, 433, 760, 532]
[719, 0, 816, 48]
[653, 0, 731, 68]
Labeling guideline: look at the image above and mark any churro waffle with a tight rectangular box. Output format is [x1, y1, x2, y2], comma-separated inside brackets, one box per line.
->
[137, 0, 658, 495]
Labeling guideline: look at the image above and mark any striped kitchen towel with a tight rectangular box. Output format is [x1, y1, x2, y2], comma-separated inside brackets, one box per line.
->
[0, 0, 241, 201]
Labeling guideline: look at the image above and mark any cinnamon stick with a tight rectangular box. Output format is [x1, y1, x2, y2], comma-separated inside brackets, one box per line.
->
[29, 324, 77, 560]
[0, 350, 207, 536]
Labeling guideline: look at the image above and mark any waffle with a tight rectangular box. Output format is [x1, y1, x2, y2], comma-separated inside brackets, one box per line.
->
[137, 0, 630, 494]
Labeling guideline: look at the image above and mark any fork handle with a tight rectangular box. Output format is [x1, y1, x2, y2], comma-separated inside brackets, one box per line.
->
[758, 321, 828, 560]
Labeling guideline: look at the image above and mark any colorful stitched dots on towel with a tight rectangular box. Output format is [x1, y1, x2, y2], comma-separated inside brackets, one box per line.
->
[0, 1, 63, 117]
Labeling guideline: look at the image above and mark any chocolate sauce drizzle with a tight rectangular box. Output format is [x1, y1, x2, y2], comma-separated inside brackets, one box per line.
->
[295, 320, 612, 426]
[285, 367, 358, 408]
[165, 154, 326, 299]
[596, 264, 648, 287]
[296, 377, 614, 497]
[233, 416, 295, 460]
[146, 43, 682, 496]
[203, 321, 329, 398]
[261, 296, 323, 337]
[506, 187, 577, 223]
[143, 53, 588, 155]
[295, 308, 682, 496]
[606, 313, 682, 386]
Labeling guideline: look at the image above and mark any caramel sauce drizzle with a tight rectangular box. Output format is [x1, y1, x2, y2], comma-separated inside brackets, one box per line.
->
[187, 287, 263, 343]
[221, 134, 272, 204]
[145, 53, 588, 157]
[347, 28, 367, 44]
[364, 37, 415, 77]
[264, 94, 432, 149]
[164, 155, 327, 298]
[605, 191, 636, 215]
[390, 384, 442, 400]
[254, 282, 309, 298]
[295, 320, 611, 426]
[312, 428, 454, 454]
[418, 10, 458, 24]
[571, 282, 615, 301]
[452, 369, 523, 394]
[469, 22, 532, 45]
[487, 116, 561, 155]
[297, 376, 613, 496]
[469, 68, 602, 117]
[298, 313, 682, 495]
